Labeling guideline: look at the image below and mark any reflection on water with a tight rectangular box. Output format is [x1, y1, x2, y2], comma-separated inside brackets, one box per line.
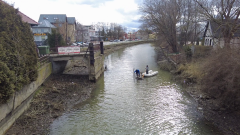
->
[50, 44, 222, 135]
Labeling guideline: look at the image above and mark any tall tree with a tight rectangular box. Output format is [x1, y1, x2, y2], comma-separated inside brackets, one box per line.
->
[47, 29, 65, 47]
[195, 0, 240, 48]
[140, 0, 183, 53]
[76, 22, 87, 42]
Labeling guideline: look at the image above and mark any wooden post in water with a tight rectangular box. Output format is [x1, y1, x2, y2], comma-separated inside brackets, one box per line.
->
[100, 41, 104, 54]
[89, 43, 94, 65]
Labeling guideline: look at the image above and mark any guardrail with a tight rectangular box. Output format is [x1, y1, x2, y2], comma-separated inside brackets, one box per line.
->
[37, 55, 50, 68]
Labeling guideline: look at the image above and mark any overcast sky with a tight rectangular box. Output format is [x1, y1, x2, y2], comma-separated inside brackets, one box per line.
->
[4, 0, 143, 30]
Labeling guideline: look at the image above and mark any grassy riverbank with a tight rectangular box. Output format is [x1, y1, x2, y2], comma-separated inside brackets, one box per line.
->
[155, 44, 240, 135]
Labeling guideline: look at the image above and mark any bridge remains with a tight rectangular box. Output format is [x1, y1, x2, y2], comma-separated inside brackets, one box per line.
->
[50, 42, 104, 82]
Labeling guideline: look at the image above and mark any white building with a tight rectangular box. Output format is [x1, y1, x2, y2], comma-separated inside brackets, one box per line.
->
[31, 20, 56, 46]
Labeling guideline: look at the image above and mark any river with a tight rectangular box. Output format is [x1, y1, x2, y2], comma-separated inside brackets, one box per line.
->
[49, 43, 222, 135]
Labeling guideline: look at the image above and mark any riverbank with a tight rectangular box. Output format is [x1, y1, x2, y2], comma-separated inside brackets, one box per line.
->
[5, 42, 149, 135]
[155, 46, 240, 135]
[5, 75, 95, 134]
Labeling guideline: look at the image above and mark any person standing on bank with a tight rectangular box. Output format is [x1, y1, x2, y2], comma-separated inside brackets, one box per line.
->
[146, 65, 149, 74]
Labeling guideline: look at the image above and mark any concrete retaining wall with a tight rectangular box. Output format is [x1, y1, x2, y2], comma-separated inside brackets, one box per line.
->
[0, 63, 52, 135]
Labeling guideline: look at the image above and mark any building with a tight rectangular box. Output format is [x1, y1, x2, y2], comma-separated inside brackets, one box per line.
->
[38, 14, 76, 44]
[32, 20, 56, 46]
[67, 17, 76, 43]
[76, 25, 96, 42]
[18, 11, 38, 27]
[203, 20, 240, 48]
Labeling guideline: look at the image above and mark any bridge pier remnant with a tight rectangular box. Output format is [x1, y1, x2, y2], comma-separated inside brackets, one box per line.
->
[88, 43, 104, 82]
[100, 41, 104, 54]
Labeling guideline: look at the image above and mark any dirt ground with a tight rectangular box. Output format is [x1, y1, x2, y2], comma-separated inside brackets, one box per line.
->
[183, 84, 240, 135]
[5, 74, 96, 135]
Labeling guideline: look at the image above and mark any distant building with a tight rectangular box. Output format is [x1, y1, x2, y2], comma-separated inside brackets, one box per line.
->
[203, 20, 240, 48]
[38, 14, 76, 44]
[32, 20, 56, 46]
[76, 25, 96, 42]
[67, 17, 76, 43]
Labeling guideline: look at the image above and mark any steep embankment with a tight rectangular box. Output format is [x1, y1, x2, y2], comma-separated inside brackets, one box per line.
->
[155, 45, 240, 135]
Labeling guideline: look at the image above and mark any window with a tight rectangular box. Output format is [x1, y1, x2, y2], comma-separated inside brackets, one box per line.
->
[59, 24, 62, 27]
[41, 36, 46, 41]
[41, 29, 44, 33]
[32, 29, 35, 33]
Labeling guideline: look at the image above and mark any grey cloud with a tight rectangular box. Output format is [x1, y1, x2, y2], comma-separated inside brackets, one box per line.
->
[121, 20, 141, 30]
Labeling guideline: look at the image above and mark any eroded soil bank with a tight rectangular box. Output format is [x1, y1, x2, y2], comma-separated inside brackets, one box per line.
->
[5, 75, 96, 135]
[156, 46, 240, 135]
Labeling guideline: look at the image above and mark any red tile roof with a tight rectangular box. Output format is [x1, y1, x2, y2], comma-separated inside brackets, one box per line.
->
[18, 11, 38, 25]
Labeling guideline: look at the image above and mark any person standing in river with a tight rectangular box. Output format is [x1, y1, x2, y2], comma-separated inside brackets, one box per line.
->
[146, 65, 149, 74]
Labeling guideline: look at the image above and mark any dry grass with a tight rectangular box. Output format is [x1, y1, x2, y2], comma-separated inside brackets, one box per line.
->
[177, 45, 240, 110]
[200, 48, 240, 110]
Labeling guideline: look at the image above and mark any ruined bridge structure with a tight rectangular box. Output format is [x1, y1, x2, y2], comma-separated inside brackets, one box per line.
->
[50, 42, 105, 82]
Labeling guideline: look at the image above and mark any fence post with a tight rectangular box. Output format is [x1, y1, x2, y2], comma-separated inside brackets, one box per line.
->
[100, 42, 104, 54]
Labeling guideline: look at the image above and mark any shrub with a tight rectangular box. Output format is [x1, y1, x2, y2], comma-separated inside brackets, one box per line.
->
[184, 46, 192, 59]
[192, 45, 212, 59]
[200, 48, 240, 110]
[176, 62, 203, 84]
[0, 2, 38, 103]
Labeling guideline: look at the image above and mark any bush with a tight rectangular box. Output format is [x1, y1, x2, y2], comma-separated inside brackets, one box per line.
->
[0, 2, 38, 103]
[176, 62, 203, 84]
[184, 46, 192, 59]
[192, 45, 212, 59]
[200, 48, 240, 110]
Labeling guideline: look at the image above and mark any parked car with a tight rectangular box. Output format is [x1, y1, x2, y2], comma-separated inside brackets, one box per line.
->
[77, 42, 82, 45]
[72, 43, 77, 46]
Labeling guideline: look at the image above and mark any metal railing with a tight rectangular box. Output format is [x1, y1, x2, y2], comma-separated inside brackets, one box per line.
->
[37, 55, 50, 68]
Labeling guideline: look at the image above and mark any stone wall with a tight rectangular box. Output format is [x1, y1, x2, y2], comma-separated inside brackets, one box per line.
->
[0, 63, 52, 135]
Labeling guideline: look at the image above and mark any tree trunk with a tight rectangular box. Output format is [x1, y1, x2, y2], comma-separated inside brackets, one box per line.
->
[224, 37, 231, 49]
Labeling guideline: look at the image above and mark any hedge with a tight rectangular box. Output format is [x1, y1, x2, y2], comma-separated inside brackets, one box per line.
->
[0, 2, 38, 103]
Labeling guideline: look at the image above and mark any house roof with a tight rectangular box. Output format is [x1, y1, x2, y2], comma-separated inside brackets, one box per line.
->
[32, 20, 56, 28]
[67, 17, 76, 24]
[38, 14, 67, 23]
[17, 11, 38, 25]
[204, 20, 240, 38]
[1, 1, 38, 25]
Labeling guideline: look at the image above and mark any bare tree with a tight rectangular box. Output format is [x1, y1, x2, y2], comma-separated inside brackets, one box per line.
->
[139, 23, 153, 40]
[76, 22, 87, 42]
[195, 0, 240, 48]
[140, 0, 183, 53]
[177, 0, 205, 48]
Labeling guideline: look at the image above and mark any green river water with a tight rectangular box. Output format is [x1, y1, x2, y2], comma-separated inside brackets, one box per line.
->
[49, 43, 222, 135]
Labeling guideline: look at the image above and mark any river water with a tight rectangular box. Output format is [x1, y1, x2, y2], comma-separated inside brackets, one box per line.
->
[50, 43, 222, 135]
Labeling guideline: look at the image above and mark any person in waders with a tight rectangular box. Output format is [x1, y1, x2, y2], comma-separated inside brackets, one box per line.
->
[146, 65, 149, 74]
[134, 69, 140, 77]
